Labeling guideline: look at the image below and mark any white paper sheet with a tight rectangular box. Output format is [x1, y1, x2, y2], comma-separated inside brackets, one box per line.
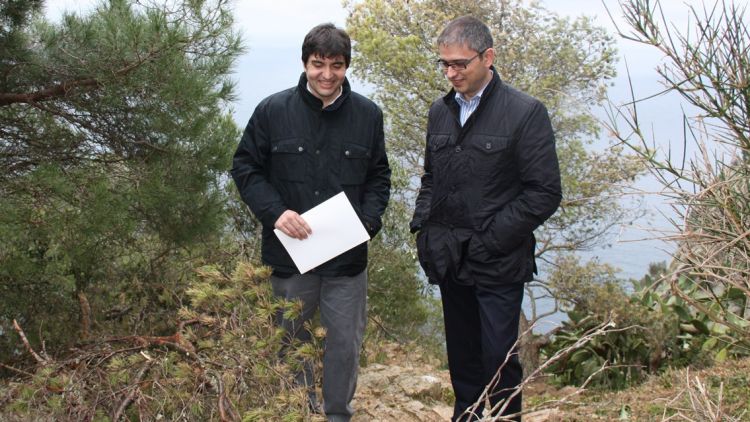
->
[274, 192, 371, 274]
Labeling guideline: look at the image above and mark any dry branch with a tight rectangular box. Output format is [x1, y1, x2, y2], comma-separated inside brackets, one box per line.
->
[216, 374, 240, 422]
[12, 319, 49, 364]
[107, 331, 199, 359]
[461, 319, 618, 421]
[0, 362, 35, 378]
[112, 361, 153, 421]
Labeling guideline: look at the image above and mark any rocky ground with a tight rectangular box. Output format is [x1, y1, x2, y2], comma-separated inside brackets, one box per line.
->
[353, 361, 453, 421]
[350, 359, 560, 421]
[310, 343, 750, 421]
[327, 343, 561, 422]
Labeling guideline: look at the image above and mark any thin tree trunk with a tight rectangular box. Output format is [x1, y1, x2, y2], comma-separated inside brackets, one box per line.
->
[518, 312, 539, 379]
[78, 290, 91, 340]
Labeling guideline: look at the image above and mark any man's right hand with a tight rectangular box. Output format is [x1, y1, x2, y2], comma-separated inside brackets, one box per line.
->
[274, 210, 312, 240]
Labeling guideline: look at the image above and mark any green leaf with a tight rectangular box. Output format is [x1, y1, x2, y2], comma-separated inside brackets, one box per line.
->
[570, 349, 590, 364]
[725, 287, 746, 300]
[709, 323, 729, 335]
[726, 312, 750, 328]
[691, 319, 710, 335]
[673, 305, 692, 322]
[701, 337, 718, 351]
[715, 347, 728, 363]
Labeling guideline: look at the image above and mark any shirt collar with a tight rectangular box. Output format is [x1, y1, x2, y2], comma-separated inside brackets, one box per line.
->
[454, 77, 491, 105]
[307, 82, 343, 107]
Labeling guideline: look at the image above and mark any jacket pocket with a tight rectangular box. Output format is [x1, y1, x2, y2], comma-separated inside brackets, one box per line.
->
[428, 134, 451, 151]
[427, 134, 452, 180]
[468, 135, 510, 178]
[341, 142, 371, 185]
[270, 138, 306, 182]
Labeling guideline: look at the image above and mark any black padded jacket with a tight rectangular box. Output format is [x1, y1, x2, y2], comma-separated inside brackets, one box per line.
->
[410, 68, 561, 285]
[232, 73, 391, 276]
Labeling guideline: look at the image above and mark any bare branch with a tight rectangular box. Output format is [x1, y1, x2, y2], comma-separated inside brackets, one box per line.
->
[12, 319, 49, 365]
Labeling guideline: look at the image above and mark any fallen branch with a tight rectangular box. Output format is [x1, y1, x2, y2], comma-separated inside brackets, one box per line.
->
[94, 346, 153, 368]
[106, 332, 198, 360]
[368, 315, 398, 342]
[216, 374, 240, 422]
[112, 361, 153, 421]
[178, 318, 201, 333]
[0, 362, 35, 378]
[463, 319, 619, 420]
[12, 319, 48, 364]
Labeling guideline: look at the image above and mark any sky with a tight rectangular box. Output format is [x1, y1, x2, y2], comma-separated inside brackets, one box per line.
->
[42, 0, 746, 280]
[44, 0, 694, 122]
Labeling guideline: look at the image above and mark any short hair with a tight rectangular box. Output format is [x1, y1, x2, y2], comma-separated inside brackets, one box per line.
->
[301, 23, 351, 67]
[437, 16, 493, 53]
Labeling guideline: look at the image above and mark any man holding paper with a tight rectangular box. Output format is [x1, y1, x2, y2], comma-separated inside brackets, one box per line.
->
[231, 23, 390, 422]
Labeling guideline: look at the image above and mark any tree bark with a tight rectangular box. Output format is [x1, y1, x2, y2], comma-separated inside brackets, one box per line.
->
[519, 312, 539, 379]
[78, 291, 92, 341]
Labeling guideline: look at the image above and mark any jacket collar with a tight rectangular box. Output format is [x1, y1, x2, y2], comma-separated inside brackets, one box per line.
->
[442, 66, 502, 109]
[297, 72, 352, 111]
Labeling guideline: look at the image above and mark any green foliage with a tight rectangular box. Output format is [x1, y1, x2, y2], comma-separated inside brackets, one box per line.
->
[366, 161, 443, 352]
[345, 0, 644, 341]
[0, 262, 318, 421]
[545, 308, 654, 389]
[544, 257, 664, 389]
[346, 0, 642, 255]
[543, 259, 737, 389]
[607, 0, 750, 353]
[669, 274, 750, 362]
[0, 0, 241, 362]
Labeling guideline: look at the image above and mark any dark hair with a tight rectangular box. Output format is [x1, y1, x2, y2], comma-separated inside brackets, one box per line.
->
[437, 16, 493, 53]
[301, 23, 351, 67]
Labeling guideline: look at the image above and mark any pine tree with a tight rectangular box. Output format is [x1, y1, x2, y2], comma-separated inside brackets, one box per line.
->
[0, 0, 241, 358]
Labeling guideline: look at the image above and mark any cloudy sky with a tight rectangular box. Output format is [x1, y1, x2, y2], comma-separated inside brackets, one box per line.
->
[43, 0, 699, 123]
[42, 0, 744, 278]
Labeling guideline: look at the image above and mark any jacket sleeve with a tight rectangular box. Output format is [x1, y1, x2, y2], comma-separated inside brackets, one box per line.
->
[410, 124, 433, 233]
[230, 104, 288, 229]
[484, 101, 562, 254]
[359, 108, 391, 237]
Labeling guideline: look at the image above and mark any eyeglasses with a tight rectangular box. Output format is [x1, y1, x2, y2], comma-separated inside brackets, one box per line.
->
[436, 48, 488, 72]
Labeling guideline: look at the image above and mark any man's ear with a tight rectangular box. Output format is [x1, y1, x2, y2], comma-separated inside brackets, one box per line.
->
[483, 48, 496, 67]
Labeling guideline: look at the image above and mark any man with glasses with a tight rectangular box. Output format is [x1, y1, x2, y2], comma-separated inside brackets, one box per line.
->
[410, 16, 561, 421]
[231, 23, 390, 422]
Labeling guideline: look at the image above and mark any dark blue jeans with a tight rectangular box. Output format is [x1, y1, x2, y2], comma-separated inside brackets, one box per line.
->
[440, 280, 524, 421]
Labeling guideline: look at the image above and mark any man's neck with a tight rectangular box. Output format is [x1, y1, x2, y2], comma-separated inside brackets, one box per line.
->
[308, 83, 343, 108]
[460, 69, 493, 101]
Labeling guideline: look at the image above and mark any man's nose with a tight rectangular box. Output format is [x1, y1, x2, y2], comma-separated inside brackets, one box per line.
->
[445, 66, 458, 79]
[322, 66, 333, 79]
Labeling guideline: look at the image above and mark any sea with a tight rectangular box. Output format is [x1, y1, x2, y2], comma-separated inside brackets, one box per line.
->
[527, 173, 678, 332]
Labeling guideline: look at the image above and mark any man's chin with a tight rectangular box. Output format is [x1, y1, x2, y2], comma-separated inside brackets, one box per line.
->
[313, 89, 334, 99]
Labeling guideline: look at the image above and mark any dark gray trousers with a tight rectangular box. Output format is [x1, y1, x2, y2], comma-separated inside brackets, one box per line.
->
[271, 270, 367, 422]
